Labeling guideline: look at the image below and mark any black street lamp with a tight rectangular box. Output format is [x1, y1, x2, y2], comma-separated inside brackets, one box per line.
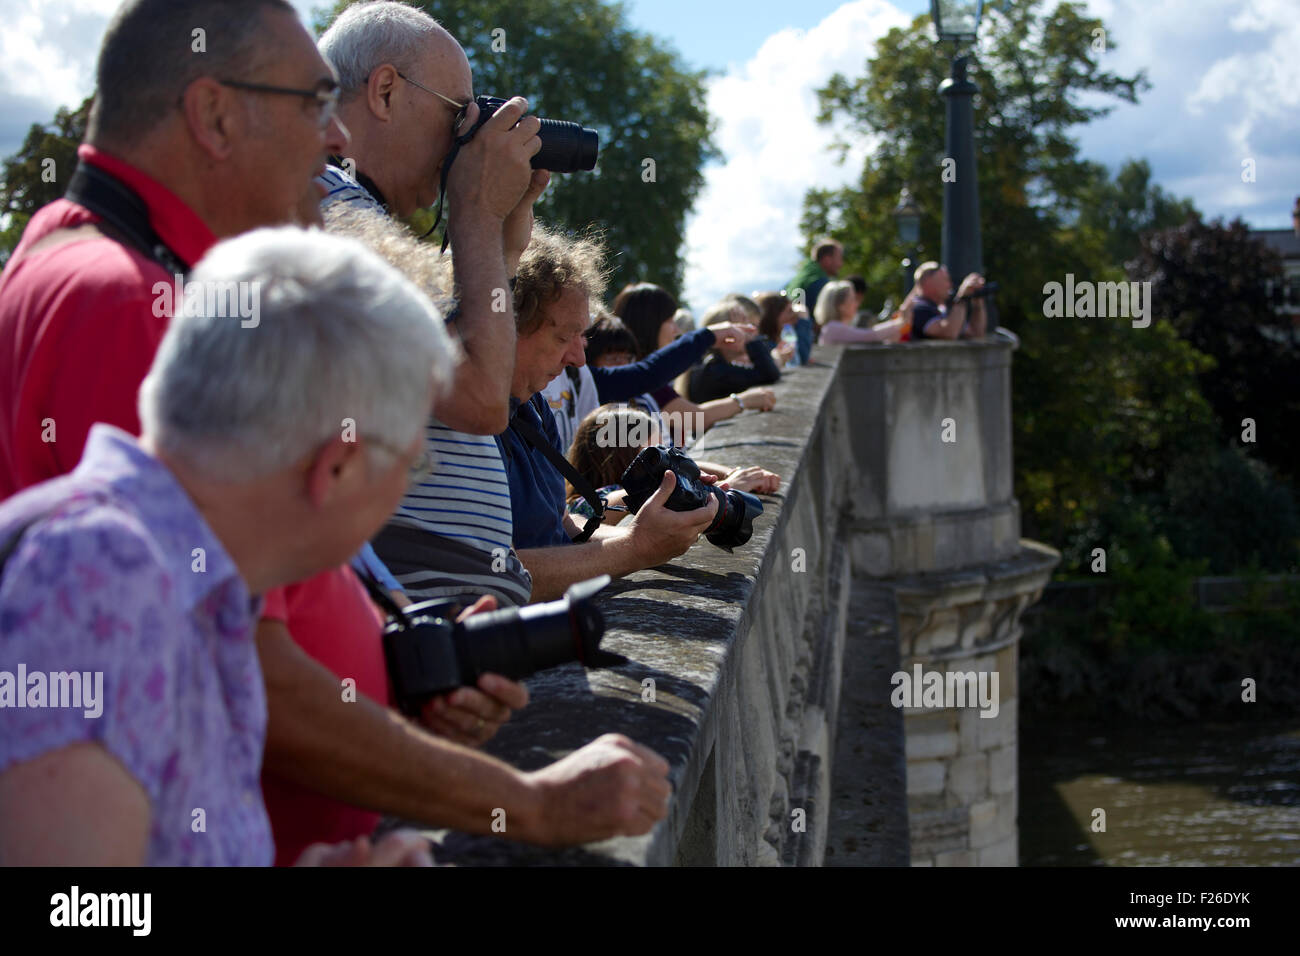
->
[892, 187, 921, 297]
[930, 0, 988, 325]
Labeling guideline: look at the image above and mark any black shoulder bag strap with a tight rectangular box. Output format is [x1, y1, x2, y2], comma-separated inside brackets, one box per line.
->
[64, 161, 189, 277]
[509, 394, 605, 543]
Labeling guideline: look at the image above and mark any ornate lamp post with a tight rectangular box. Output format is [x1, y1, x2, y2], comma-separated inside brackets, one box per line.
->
[892, 187, 921, 297]
[930, 1, 985, 293]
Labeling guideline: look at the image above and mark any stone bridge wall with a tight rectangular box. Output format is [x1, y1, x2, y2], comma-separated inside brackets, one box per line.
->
[419, 340, 1057, 866]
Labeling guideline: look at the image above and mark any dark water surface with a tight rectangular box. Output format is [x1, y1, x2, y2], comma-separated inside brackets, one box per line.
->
[1020, 718, 1300, 866]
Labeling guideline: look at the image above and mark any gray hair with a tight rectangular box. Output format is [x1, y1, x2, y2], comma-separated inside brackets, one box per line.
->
[88, 0, 294, 145]
[672, 308, 696, 335]
[139, 227, 454, 481]
[319, 1, 444, 99]
[323, 202, 456, 318]
[814, 280, 854, 326]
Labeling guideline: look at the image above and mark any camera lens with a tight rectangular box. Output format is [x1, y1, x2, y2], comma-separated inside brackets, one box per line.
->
[534, 119, 599, 172]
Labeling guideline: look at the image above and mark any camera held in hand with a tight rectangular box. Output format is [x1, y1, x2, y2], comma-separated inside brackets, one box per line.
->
[459, 95, 599, 173]
[952, 280, 999, 303]
[620, 445, 764, 552]
[382, 575, 619, 717]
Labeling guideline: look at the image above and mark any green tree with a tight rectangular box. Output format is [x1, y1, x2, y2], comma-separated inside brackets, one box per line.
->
[802, 0, 1217, 565]
[1130, 215, 1300, 485]
[324, 0, 718, 296]
[0, 98, 91, 268]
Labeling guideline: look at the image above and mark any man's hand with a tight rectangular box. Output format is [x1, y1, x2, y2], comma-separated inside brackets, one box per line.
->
[296, 830, 433, 867]
[738, 386, 776, 412]
[957, 273, 985, 299]
[720, 465, 781, 494]
[503, 169, 551, 276]
[623, 471, 719, 567]
[524, 734, 671, 845]
[446, 96, 540, 230]
[419, 594, 530, 746]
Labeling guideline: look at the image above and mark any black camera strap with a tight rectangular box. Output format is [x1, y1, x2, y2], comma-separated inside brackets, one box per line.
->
[353, 562, 412, 628]
[64, 161, 188, 277]
[510, 394, 605, 543]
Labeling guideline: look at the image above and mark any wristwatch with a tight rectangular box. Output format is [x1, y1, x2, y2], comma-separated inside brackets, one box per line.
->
[730, 392, 744, 412]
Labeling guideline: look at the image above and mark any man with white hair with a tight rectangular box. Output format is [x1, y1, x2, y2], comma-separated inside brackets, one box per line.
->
[0, 229, 448, 864]
[318, 0, 544, 435]
[0, 228, 673, 864]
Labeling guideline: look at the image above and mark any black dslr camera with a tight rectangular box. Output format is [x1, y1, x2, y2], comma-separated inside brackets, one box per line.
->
[382, 575, 620, 717]
[620, 446, 764, 552]
[951, 280, 999, 304]
[459, 95, 599, 172]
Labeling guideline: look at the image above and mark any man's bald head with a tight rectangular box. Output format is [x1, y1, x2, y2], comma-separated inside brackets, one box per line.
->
[319, 1, 464, 102]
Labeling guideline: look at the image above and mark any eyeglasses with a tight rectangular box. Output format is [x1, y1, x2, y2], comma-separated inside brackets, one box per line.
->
[219, 79, 340, 130]
[368, 436, 437, 484]
[394, 71, 470, 130]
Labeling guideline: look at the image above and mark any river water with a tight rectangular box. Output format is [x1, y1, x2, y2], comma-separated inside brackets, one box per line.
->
[1020, 717, 1300, 866]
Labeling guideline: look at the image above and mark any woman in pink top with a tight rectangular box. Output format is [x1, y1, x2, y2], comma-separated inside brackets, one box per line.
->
[814, 280, 906, 344]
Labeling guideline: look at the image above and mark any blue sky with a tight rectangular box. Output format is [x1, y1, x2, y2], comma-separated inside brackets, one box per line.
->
[620, 0, 931, 71]
[2, 1, 1296, 310]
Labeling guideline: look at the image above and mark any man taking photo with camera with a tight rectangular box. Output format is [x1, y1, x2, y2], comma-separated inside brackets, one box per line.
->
[907, 261, 989, 341]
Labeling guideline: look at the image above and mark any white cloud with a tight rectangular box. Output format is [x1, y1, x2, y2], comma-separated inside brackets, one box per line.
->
[681, 0, 910, 311]
[1072, 0, 1298, 226]
[0, 1, 118, 113]
[681, 0, 1300, 310]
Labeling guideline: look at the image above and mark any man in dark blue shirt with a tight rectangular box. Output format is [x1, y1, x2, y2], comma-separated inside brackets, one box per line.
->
[497, 227, 718, 600]
[909, 261, 988, 340]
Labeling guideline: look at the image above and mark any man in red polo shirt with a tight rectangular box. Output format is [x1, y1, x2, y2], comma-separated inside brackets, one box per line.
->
[0, 0, 345, 496]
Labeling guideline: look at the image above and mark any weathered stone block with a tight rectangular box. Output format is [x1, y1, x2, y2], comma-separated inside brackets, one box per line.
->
[947, 752, 989, 803]
[989, 744, 1016, 796]
[906, 759, 946, 795]
[906, 729, 959, 761]
[977, 696, 1016, 750]
[977, 836, 1017, 867]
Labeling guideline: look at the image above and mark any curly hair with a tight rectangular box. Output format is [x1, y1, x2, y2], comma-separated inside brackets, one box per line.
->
[513, 224, 609, 336]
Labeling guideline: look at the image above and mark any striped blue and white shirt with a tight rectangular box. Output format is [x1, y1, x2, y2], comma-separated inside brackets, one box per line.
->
[390, 418, 514, 554]
[316, 163, 385, 214]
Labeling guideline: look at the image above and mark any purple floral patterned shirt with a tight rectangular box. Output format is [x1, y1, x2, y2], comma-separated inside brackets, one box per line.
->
[0, 425, 272, 865]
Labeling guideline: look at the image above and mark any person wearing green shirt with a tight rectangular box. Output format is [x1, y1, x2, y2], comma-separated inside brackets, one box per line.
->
[784, 238, 844, 364]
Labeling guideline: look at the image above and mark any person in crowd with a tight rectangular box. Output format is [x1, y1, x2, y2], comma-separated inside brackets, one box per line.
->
[541, 308, 759, 455]
[318, 0, 546, 437]
[586, 313, 642, 369]
[814, 280, 905, 345]
[566, 405, 664, 525]
[686, 299, 782, 403]
[908, 261, 989, 340]
[287, 1, 550, 859]
[613, 282, 776, 446]
[755, 292, 800, 368]
[500, 228, 743, 600]
[565, 405, 780, 526]
[673, 308, 697, 336]
[0, 0, 347, 499]
[784, 238, 844, 364]
[324, 204, 532, 611]
[846, 274, 871, 323]
[0, 228, 450, 864]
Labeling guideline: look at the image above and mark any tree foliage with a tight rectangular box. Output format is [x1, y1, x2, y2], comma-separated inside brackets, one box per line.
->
[798, 0, 1284, 575]
[324, 0, 718, 296]
[1130, 215, 1299, 484]
[0, 98, 91, 268]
